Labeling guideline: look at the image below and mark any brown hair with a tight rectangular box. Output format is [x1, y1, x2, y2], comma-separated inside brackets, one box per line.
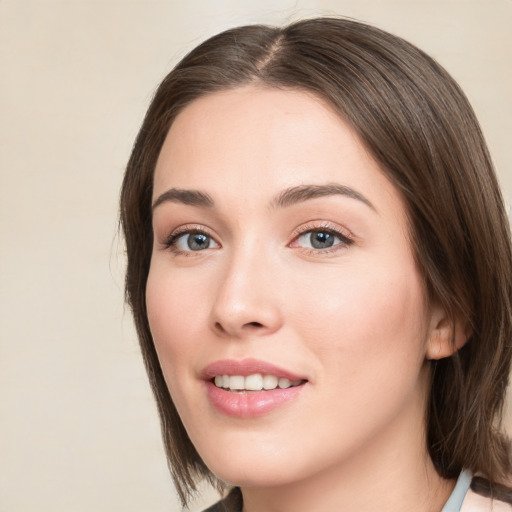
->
[120, 17, 512, 503]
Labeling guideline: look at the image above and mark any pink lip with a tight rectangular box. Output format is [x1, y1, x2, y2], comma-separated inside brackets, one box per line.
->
[201, 358, 308, 419]
[201, 358, 305, 381]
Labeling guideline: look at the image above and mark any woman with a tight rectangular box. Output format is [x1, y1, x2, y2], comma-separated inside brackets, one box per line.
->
[120, 17, 512, 512]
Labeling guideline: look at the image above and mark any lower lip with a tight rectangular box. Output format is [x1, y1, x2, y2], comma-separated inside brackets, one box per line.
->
[205, 381, 306, 418]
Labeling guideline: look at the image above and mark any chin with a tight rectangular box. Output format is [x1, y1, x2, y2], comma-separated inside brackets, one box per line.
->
[193, 431, 308, 487]
[194, 427, 346, 491]
[209, 460, 301, 489]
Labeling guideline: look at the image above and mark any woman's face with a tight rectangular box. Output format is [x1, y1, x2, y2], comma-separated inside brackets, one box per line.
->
[147, 86, 438, 487]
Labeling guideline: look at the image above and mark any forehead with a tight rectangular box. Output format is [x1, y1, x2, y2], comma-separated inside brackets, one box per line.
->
[153, 85, 401, 217]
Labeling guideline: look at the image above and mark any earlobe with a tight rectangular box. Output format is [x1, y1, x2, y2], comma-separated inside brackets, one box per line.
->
[426, 307, 469, 360]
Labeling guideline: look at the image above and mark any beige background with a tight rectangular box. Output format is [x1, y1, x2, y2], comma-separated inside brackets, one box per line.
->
[1, 1, 511, 511]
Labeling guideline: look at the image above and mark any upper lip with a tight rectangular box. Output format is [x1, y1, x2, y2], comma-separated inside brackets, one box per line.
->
[201, 358, 307, 382]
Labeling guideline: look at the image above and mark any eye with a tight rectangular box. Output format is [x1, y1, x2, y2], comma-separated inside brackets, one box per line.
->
[290, 224, 354, 254]
[165, 230, 220, 254]
[298, 230, 340, 249]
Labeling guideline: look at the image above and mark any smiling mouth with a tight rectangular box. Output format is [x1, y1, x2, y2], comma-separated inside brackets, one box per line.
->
[213, 374, 306, 392]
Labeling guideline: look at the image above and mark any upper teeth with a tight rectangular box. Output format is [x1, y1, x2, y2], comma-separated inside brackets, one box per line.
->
[214, 374, 302, 391]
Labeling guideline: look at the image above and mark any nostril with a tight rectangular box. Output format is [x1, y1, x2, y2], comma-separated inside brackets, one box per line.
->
[213, 320, 263, 334]
[214, 321, 226, 333]
[245, 321, 264, 328]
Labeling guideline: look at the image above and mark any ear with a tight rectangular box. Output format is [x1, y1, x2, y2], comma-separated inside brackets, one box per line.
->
[426, 305, 470, 360]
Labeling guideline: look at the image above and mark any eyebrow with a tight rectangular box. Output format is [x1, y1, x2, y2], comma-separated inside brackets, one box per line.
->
[271, 183, 376, 211]
[152, 183, 376, 212]
[152, 188, 214, 210]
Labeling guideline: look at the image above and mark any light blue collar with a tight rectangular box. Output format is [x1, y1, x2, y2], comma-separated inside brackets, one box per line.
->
[441, 469, 472, 512]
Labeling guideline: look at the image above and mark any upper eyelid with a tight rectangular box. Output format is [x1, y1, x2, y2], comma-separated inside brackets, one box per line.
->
[291, 221, 354, 240]
[166, 224, 216, 239]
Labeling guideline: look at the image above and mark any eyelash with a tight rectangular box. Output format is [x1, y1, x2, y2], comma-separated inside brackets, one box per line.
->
[162, 222, 354, 257]
[290, 222, 354, 256]
[163, 225, 216, 256]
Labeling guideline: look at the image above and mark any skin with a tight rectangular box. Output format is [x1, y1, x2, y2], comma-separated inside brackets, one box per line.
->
[147, 85, 457, 512]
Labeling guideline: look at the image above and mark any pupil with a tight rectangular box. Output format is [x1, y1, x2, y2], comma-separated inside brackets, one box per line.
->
[311, 231, 334, 249]
[188, 233, 210, 250]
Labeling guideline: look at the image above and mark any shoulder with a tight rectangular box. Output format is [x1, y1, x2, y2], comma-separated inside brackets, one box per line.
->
[461, 488, 512, 511]
[445, 470, 512, 512]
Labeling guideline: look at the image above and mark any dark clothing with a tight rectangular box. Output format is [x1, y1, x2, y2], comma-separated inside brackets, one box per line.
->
[203, 488, 242, 512]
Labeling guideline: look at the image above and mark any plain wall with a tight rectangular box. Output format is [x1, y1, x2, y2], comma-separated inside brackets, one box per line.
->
[1, 1, 511, 511]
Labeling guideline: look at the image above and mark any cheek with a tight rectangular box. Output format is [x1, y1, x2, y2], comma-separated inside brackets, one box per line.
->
[285, 259, 431, 453]
[145, 265, 214, 423]
[146, 265, 208, 374]
[291, 257, 429, 369]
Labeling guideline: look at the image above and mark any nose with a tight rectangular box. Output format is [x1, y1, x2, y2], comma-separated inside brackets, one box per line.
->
[209, 248, 284, 339]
